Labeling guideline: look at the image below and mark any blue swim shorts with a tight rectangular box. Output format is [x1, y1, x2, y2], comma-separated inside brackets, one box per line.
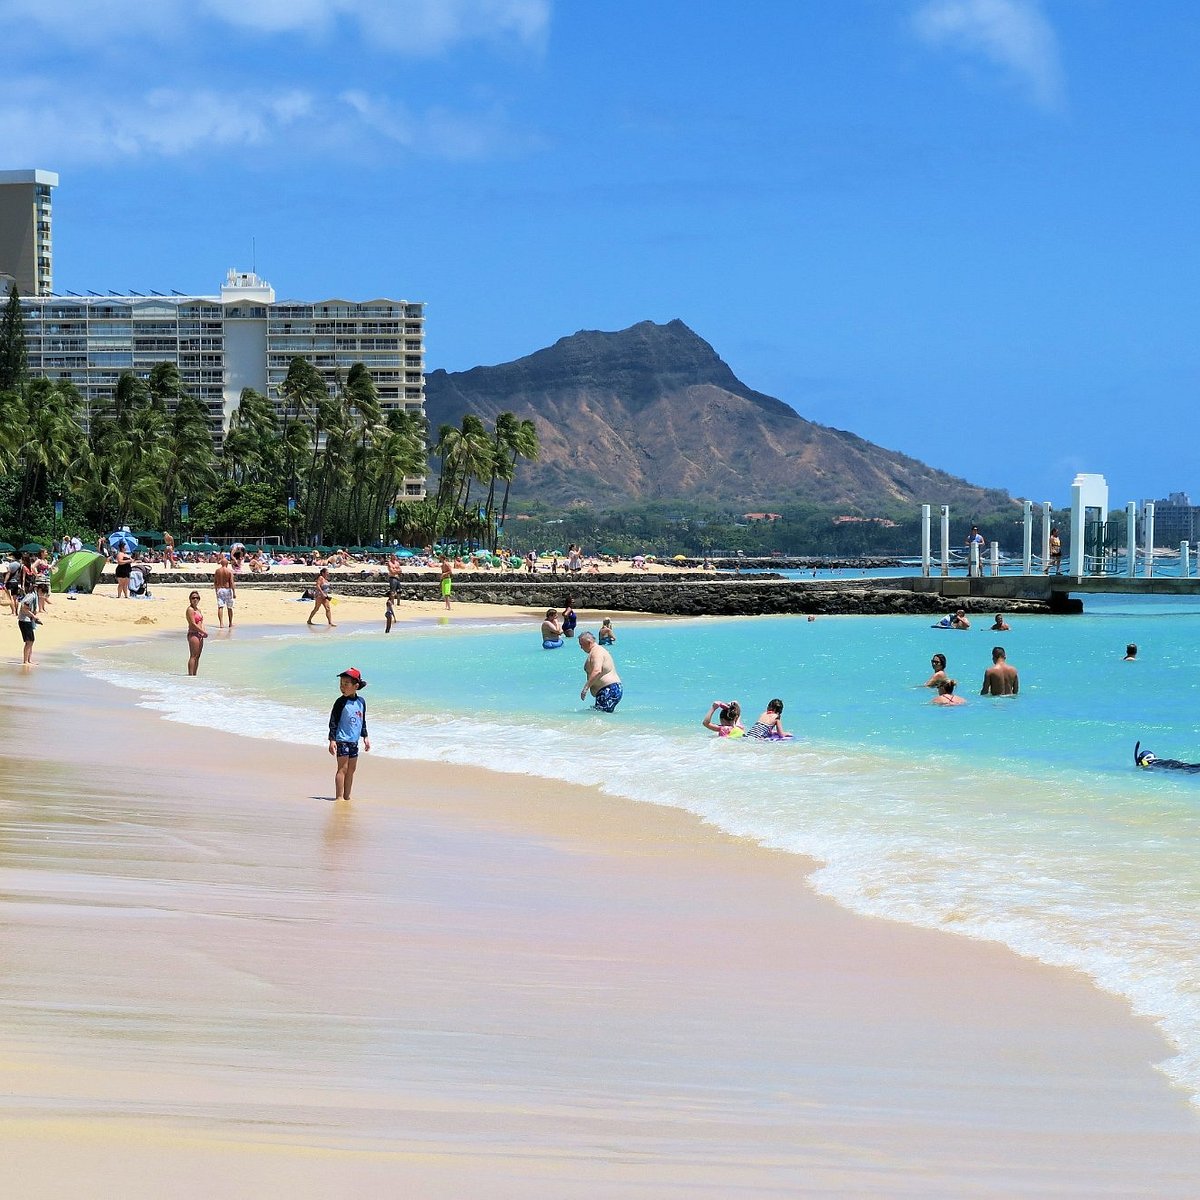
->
[542, 637, 564, 650]
[335, 740, 359, 759]
[593, 682, 623, 713]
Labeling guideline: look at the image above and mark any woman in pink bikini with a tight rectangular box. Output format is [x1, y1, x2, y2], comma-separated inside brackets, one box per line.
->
[186, 590, 208, 676]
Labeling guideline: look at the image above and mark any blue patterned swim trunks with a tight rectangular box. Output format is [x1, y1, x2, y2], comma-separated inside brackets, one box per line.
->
[593, 682, 623, 713]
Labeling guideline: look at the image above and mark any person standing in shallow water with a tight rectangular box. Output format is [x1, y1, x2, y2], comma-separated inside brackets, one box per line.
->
[185, 590, 207, 676]
[981, 646, 1019, 696]
[578, 630, 622, 712]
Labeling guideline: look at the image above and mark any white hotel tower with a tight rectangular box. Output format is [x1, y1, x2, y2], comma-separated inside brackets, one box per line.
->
[21, 270, 427, 498]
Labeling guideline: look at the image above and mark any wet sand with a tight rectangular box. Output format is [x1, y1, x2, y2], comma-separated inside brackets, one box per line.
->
[1, 602, 1199, 1196]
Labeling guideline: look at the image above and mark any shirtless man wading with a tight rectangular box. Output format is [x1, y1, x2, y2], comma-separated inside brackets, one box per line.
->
[981, 645, 1019, 696]
[578, 630, 623, 712]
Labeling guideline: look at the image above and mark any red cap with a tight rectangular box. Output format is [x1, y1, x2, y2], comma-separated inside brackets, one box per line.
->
[337, 668, 367, 688]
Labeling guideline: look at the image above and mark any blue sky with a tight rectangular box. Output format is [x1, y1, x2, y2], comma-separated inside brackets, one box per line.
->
[5, 0, 1198, 509]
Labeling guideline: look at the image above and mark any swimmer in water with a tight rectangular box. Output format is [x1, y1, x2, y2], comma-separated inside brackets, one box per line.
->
[924, 653, 948, 689]
[541, 608, 564, 649]
[598, 618, 616, 645]
[745, 698, 788, 739]
[702, 700, 744, 737]
[932, 678, 965, 706]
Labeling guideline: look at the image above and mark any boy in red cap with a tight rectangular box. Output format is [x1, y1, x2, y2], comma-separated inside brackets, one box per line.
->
[328, 668, 370, 800]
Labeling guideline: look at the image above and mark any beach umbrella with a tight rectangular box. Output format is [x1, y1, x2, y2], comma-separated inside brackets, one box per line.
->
[0, 542, 14, 553]
[672, 554, 687, 561]
[19, 542, 42, 554]
[133, 531, 166, 545]
[49, 549, 107, 594]
[107, 532, 139, 551]
[393, 548, 415, 558]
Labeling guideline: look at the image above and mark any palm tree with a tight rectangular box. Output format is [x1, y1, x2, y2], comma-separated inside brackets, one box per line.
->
[223, 387, 278, 484]
[369, 409, 427, 541]
[496, 417, 540, 539]
[161, 392, 216, 528]
[279, 357, 326, 518]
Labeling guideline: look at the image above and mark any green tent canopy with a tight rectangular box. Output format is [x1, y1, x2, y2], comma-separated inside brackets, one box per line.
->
[0, 542, 15, 553]
[49, 550, 107, 594]
[19, 542, 42, 554]
[134, 531, 166, 544]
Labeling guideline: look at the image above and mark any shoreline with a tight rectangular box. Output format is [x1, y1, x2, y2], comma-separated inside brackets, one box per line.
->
[2, 595, 1199, 1193]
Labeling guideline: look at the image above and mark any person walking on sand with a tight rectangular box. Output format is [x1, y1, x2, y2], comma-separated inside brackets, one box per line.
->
[307, 567, 336, 627]
[185, 590, 207, 676]
[16, 581, 50, 666]
[981, 646, 1019, 696]
[439, 556, 453, 609]
[328, 668, 370, 801]
[578, 630, 623, 712]
[213, 554, 236, 628]
[163, 530, 176, 567]
[384, 594, 395, 633]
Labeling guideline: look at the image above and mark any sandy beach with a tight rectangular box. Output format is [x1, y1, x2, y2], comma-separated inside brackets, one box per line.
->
[1, 586, 1198, 1197]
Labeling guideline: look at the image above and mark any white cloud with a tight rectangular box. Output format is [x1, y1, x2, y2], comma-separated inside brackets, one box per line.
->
[912, 0, 1064, 111]
[0, 79, 532, 165]
[3, 0, 552, 55]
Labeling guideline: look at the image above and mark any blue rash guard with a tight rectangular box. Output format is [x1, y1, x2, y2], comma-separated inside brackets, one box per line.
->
[329, 695, 368, 744]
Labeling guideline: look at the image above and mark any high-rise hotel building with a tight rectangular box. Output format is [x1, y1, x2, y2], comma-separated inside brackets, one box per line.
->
[20, 270, 427, 498]
[0, 169, 58, 296]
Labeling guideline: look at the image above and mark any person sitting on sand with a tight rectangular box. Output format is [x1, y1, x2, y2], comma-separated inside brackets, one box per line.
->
[932, 678, 965, 706]
[924, 653, 948, 689]
[745, 698, 789, 740]
[703, 700, 744, 737]
[541, 609, 563, 649]
[990, 613, 1010, 631]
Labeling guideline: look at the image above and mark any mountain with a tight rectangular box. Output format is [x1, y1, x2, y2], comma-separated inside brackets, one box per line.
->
[423, 319, 1014, 513]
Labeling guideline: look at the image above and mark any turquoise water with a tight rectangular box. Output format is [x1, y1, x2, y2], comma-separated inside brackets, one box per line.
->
[79, 596, 1200, 1105]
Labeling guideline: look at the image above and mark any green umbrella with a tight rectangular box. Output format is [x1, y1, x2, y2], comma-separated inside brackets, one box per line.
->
[49, 549, 107, 594]
[19, 542, 42, 554]
[0, 541, 14, 553]
[133, 531, 166, 544]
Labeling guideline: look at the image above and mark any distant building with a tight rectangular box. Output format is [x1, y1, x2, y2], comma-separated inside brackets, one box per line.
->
[21, 270, 427, 498]
[0, 169, 57, 296]
[743, 512, 783, 522]
[1143, 492, 1200, 546]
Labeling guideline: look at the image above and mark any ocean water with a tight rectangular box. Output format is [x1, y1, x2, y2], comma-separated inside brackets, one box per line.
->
[78, 596, 1200, 1105]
